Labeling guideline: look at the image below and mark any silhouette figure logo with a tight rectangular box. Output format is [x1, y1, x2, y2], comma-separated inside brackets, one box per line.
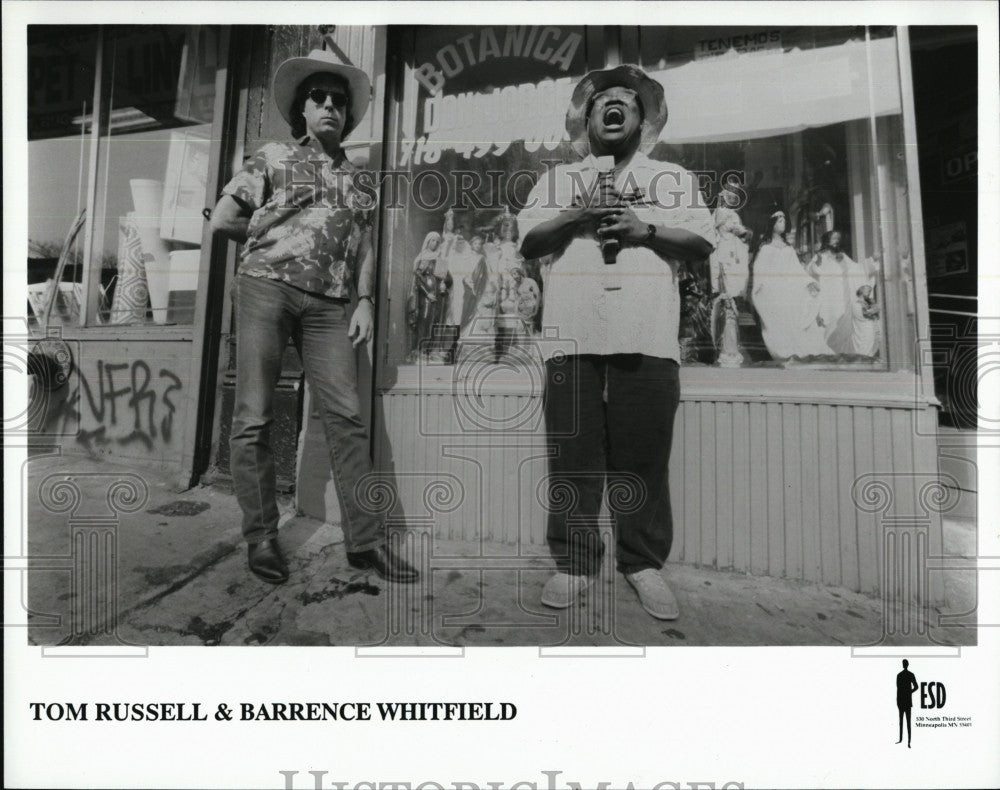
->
[895, 659, 918, 748]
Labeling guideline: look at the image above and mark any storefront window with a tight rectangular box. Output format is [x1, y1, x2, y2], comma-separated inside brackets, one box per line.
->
[381, 25, 918, 377]
[28, 25, 223, 328]
[381, 25, 590, 373]
[27, 26, 97, 328]
[637, 26, 915, 369]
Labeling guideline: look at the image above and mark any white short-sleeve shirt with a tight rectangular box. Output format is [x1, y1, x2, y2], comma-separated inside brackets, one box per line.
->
[517, 152, 717, 362]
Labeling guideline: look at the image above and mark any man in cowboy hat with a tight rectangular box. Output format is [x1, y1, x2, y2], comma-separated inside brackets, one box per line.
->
[518, 64, 716, 620]
[210, 48, 417, 585]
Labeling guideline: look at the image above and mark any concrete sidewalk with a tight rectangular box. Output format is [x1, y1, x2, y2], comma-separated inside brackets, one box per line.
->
[20, 452, 976, 648]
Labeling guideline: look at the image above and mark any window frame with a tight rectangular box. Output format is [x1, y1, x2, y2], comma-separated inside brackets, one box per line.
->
[370, 25, 931, 402]
[29, 25, 232, 333]
[374, 25, 609, 389]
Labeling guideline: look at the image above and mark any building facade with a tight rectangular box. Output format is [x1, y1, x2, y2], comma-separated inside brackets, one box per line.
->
[26, 24, 978, 598]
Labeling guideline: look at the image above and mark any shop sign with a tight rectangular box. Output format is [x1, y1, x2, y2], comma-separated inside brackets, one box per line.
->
[29, 28, 193, 137]
[114, 37, 182, 99]
[926, 221, 969, 278]
[28, 30, 96, 138]
[404, 77, 574, 164]
[941, 145, 977, 184]
[415, 26, 582, 95]
[694, 30, 782, 60]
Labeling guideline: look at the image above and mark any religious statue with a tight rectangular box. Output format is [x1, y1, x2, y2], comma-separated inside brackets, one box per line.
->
[406, 230, 444, 362]
[806, 229, 877, 356]
[751, 210, 829, 360]
[708, 178, 752, 367]
[444, 234, 488, 336]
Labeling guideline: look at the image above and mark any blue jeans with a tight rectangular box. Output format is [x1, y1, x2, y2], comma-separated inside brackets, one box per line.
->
[230, 275, 381, 552]
[543, 354, 680, 576]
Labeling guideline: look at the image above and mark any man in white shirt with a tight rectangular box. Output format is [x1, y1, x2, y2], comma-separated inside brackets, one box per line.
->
[518, 65, 716, 620]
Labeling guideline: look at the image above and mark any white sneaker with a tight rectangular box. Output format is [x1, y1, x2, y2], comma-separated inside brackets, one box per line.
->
[541, 572, 596, 609]
[624, 569, 680, 620]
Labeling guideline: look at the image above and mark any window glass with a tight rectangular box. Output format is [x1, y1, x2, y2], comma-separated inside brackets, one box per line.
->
[27, 26, 223, 328]
[27, 27, 98, 328]
[636, 25, 913, 368]
[382, 25, 589, 373]
[383, 25, 916, 374]
[91, 26, 221, 325]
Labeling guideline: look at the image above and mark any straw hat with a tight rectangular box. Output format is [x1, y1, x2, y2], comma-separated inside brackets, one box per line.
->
[272, 48, 371, 138]
[565, 64, 667, 157]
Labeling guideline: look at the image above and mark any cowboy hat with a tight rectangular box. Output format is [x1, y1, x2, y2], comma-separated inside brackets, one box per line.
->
[272, 48, 371, 139]
[565, 64, 667, 158]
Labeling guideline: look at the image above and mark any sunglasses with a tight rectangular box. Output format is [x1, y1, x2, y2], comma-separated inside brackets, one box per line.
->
[306, 88, 350, 108]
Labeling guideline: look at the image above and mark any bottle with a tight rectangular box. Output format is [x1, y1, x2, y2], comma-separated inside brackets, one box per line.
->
[594, 155, 619, 265]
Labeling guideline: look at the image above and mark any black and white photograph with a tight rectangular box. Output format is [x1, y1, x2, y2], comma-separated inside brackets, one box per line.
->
[5, 2, 999, 789]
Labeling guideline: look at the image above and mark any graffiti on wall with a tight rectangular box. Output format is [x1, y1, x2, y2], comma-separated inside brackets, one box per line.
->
[40, 358, 183, 451]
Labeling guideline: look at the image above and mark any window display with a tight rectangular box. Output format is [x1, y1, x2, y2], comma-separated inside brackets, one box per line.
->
[27, 27, 97, 328]
[806, 229, 879, 355]
[380, 25, 916, 378]
[404, 206, 542, 364]
[637, 26, 910, 369]
[381, 25, 588, 376]
[751, 210, 832, 359]
[709, 175, 753, 366]
[27, 26, 223, 327]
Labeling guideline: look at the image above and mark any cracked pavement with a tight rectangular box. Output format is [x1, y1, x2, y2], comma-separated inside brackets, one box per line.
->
[21, 453, 977, 648]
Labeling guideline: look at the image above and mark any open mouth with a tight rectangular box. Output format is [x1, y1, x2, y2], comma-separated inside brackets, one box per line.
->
[603, 105, 626, 128]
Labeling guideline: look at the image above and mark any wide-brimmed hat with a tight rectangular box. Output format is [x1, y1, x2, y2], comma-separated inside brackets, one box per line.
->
[272, 48, 371, 139]
[565, 64, 667, 157]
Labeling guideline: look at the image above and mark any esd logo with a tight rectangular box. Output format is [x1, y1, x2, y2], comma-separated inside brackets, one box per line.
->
[920, 682, 947, 709]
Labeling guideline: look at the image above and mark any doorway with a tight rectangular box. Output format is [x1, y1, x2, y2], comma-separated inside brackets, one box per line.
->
[909, 26, 978, 429]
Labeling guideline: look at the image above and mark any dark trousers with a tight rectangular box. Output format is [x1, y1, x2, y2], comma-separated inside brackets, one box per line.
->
[230, 275, 381, 552]
[543, 354, 680, 576]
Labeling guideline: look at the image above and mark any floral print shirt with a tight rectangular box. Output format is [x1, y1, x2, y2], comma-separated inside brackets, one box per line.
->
[222, 137, 376, 298]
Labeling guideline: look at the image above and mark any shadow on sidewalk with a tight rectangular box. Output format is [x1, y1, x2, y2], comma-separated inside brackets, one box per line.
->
[20, 453, 978, 649]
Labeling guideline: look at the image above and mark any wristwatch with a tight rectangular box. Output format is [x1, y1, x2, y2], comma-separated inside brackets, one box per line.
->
[358, 295, 374, 305]
[644, 224, 657, 245]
